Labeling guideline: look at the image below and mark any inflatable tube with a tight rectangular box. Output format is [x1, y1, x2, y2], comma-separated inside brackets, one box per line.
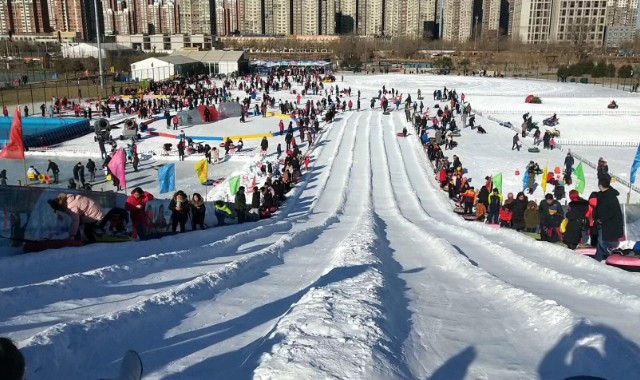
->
[462, 214, 479, 221]
[528, 147, 540, 153]
[575, 247, 596, 256]
[606, 254, 640, 271]
[396, 132, 407, 137]
[451, 132, 461, 137]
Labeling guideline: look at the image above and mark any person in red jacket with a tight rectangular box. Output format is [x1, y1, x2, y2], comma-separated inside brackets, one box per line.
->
[125, 187, 154, 240]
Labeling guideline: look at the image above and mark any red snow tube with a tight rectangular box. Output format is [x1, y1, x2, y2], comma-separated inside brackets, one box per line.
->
[606, 254, 640, 271]
[525, 95, 534, 103]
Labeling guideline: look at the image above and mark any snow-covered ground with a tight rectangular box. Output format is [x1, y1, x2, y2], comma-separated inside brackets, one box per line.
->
[2, 73, 640, 380]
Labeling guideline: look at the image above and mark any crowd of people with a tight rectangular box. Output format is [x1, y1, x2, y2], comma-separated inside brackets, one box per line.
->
[417, 85, 624, 262]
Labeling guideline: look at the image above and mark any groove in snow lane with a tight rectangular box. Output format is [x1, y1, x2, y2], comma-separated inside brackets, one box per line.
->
[395, 113, 640, 308]
[218, 113, 381, 380]
[371, 111, 586, 379]
[143, 115, 371, 379]
[0, 222, 294, 322]
[390, 114, 640, 378]
[18, 112, 364, 380]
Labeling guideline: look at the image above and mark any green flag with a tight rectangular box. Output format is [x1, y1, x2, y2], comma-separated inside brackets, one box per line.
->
[493, 173, 503, 195]
[574, 162, 586, 193]
[229, 175, 241, 195]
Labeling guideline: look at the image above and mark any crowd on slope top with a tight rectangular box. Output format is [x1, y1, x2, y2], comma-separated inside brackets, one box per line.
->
[0, 73, 628, 263]
[25, 69, 351, 243]
[414, 85, 624, 262]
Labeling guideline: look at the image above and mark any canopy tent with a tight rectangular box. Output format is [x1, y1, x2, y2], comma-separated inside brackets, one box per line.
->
[249, 60, 331, 68]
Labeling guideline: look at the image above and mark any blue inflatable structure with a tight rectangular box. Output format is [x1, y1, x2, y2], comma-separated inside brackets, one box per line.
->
[0, 117, 91, 148]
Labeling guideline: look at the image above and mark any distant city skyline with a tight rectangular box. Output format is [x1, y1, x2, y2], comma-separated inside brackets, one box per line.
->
[0, 0, 637, 47]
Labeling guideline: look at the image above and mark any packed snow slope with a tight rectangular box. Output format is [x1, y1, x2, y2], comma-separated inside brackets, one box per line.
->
[2, 73, 640, 380]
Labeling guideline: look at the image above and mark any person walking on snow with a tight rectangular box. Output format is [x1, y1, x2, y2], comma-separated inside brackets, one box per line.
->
[564, 152, 574, 175]
[512, 133, 521, 151]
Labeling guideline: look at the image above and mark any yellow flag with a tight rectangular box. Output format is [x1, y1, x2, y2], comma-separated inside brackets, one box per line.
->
[541, 165, 548, 193]
[194, 159, 208, 184]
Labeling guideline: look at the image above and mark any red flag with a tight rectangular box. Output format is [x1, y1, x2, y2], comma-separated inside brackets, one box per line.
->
[0, 108, 25, 160]
[107, 147, 127, 189]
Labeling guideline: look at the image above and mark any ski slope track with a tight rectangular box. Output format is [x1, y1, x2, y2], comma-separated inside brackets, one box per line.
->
[4, 104, 640, 378]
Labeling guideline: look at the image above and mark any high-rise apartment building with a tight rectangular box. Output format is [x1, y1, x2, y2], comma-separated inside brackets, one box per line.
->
[605, 0, 638, 45]
[242, 0, 262, 34]
[264, 0, 290, 34]
[179, 0, 214, 34]
[443, 0, 473, 41]
[510, 0, 552, 43]
[292, 0, 317, 35]
[482, 0, 501, 33]
[356, 0, 383, 36]
[3, 0, 51, 34]
[549, 0, 607, 45]
[52, 0, 90, 39]
[319, 0, 335, 34]
[336, 0, 357, 34]
[216, 0, 242, 35]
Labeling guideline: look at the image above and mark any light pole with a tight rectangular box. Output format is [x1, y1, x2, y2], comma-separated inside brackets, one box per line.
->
[93, 0, 104, 92]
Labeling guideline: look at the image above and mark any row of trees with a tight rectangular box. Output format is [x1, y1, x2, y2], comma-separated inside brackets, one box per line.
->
[557, 60, 635, 81]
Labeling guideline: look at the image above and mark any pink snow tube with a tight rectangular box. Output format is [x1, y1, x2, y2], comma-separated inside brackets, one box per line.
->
[606, 254, 640, 271]
[575, 247, 596, 256]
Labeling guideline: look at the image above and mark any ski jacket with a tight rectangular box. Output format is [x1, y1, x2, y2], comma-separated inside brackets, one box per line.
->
[65, 194, 105, 237]
[125, 191, 154, 224]
[593, 187, 624, 241]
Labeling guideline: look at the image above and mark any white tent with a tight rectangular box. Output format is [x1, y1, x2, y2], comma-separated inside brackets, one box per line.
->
[130, 56, 201, 81]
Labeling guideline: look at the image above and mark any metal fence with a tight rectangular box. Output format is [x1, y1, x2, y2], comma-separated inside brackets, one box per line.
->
[555, 140, 640, 148]
[474, 109, 640, 116]
[478, 111, 640, 197]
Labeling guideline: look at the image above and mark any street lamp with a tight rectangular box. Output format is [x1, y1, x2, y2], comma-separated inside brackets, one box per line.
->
[93, 0, 104, 92]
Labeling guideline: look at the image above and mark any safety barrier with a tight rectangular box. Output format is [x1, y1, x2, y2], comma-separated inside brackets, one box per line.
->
[556, 140, 640, 147]
[461, 112, 640, 198]
[474, 109, 640, 116]
[569, 152, 640, 195]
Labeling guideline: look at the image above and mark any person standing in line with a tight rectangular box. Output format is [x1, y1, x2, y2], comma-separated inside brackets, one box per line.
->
[235, 186, 247, 224]
[593, 174, 624, 261]
[86, 159, 96, 182]
[125, 187, 154, 240]
[47, 159, 60, 184]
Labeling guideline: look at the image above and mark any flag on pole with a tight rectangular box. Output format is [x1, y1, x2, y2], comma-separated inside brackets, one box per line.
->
[107, 147, 127, 189]
[493, 173, 503, 195]
[541, 165, 548, 193]
[630, 145, 640, 184]
[522, 169, 530, 191]
[0, 108, 25, 160]
[194, 159, 208, 184]
[228, 175, 241, 195]
[574, 162, 586, 193]
[158, 163, 176, 194]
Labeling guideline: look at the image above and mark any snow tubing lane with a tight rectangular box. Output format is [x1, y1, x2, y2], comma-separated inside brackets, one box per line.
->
[606, 254, 640, 272]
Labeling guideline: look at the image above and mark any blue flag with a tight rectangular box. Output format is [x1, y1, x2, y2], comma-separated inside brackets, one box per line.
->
[158, 163, 176, 194]
[522, 169, 530, 191]
[631, 145, 640, 184]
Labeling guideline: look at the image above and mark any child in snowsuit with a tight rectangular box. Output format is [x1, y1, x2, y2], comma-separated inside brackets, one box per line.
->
[540, 204, 564, 243]
[524, 200, 539, 233]
[487, 188, 502, 224]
